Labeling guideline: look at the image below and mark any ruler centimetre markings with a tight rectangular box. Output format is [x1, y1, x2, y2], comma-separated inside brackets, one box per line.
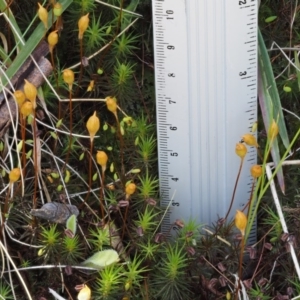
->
[153, 0, 257, 240]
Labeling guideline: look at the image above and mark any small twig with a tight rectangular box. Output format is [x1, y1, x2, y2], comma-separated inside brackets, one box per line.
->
[152, 190, 176, 238]
[0, 240, 32, 299]
[200, 255, 235, 286]
[3, 264, 99, 273]
[5, 223, 42, 248]
[270, 41, 300, 73]
[202, 228, 232, 248]
[34, 117, 99, 139]
[265, 162, 300, 280]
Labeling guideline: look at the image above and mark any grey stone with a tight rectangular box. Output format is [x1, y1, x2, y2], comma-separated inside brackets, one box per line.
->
[30, 202, 79, 224]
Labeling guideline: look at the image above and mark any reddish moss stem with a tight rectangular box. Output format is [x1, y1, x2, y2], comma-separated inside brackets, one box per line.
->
[64, 89, 73, 169]
[225, 158, 244, 220]
[235, 235, 245, 300]
[21, 117, 26, 177]
[99, 172, 105, 219]
[83, 140, 94, 205]
[33, 113, 38, 209]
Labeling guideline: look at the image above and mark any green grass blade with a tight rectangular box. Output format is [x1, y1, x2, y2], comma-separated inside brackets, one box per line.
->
[0, 0, 73, 93]
[0, 0, 24, 48]
[0, 46, 11, 65]
[258, 71, 285, 192]
[121, 0, 141, 30]
[258, 29, 290, 149]
[294, 50, 300, 91]
[258, 28, 288, 193]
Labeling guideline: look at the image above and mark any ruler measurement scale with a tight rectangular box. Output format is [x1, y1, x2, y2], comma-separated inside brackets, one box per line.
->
[154, 0, 191, 234]
[152, 0, 257, 241]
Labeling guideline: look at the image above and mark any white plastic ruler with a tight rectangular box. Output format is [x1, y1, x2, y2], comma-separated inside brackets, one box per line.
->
[152, 0, 257, 243]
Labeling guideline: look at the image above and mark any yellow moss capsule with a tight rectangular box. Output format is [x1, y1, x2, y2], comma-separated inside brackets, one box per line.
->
[87, 80, 95, 92]
[64, 170, 71, 183]
[226, 291, 231, 300]
[251, 121, 258, 133]
[48, 30, 58, 51]
[63, 69, 75, 90]
[78, 13, 89, 40]
[125, 182, 136, 196]
[250, 165, 262, 178]
[38, 248, 45, 256]
[24, 79, 37, 108]
[268, 119, 279, 141]
[124, 280, 131, 291]
[107, 184, 115, 190]
[37, 3, 48, 29]
[106, 96, 117, 114]
[77, 284, 91, 300]
[47, 175, 54, 183]
[57, 184, 63, 191]
[26, 149, 32, 159]
[14, 90, 26, 107]
[110, 162, 114, 173]
[20, 101, 33, 118]
[17, 140, 23, 153]
[92, 172, 98, 181]
[96, 151, 108, 169]
[235, 210, 247, 236]
[283, 85, 292, 93]
[86, 111, 100, 142]
[9, 168, 21, 183]
[235, 143, 247, 159]
[241, 133, 258, 148]
[53, 2, 63, 17]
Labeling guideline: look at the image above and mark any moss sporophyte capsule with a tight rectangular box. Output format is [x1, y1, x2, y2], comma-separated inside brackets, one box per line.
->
[86, 111, 100, 142]
[78, 13, 89, 40]
[14, 90, 26, 107]
[250, 165, 262, 178]
[235, 143, 247, 159]
[24, 80, 37, 108]
[53, 2, 62, 17]
[48, 30, 58, 51]
[125, 183, 136, 197]
[20, 101, 33, 118]
[37, 3, 48, 29]
[235, 210, 247, 236]
[9, 168, 21, 183]
[241, 133, 258, 148]
[106, 96, 117, 114]
[63, 69, 74, 90]
[87, 80, 94, 92]
[96, 151, 108, 169]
